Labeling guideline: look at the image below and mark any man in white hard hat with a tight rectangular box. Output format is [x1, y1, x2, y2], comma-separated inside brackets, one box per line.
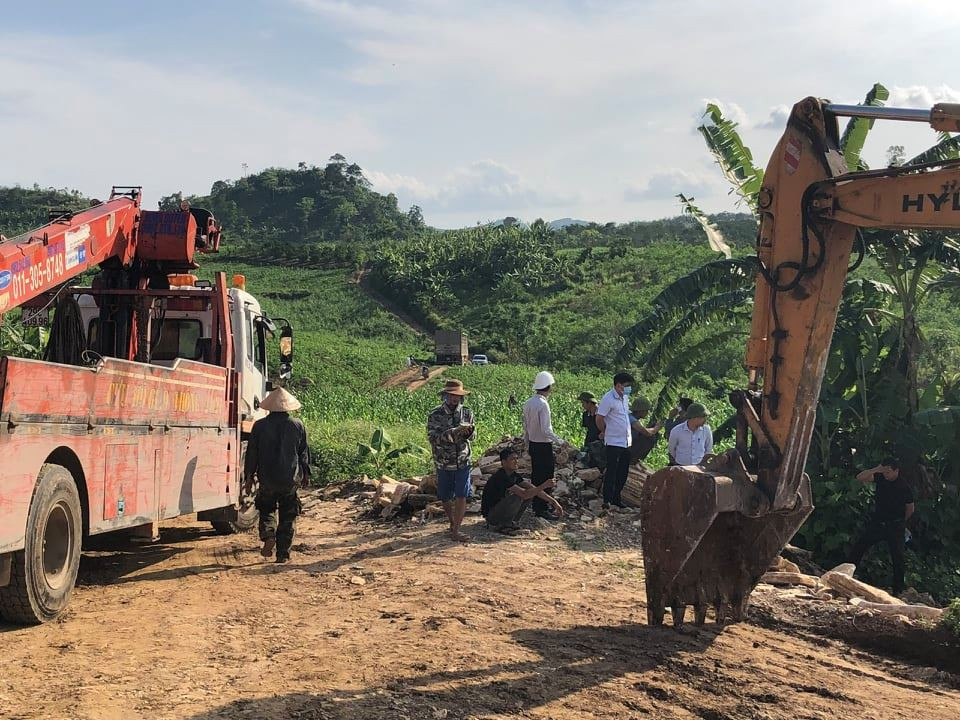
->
[244, 386, 311, 563]
[522, 370, 567, 521]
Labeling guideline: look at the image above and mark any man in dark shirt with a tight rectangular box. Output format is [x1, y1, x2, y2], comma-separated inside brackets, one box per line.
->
[245, 387, 311, 563]
[847, 457, 915, 596]
[579, 391, 600, 447]
[481, 449, 563, 534]
[663, 396, 693, 438]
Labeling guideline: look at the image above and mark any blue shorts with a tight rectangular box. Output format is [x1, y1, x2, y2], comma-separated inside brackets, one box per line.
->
[437, 466, 472, 501]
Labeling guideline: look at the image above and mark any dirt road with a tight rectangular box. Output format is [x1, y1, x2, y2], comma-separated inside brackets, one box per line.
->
[379, 365, 449, 392]
[1, 498, 957, 720]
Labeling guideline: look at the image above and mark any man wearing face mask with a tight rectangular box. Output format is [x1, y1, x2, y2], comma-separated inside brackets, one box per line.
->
[596, 372, 635, 509]
[427, 379, 475, 542]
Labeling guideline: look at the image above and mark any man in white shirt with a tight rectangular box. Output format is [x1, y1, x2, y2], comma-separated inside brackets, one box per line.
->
[667, 402, 714, 465]
[596, 372, 634, 508]
[523, 370, 567, 520]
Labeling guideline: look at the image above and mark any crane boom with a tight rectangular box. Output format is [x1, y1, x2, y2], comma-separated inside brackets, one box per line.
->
[0, 186, 222, 317]
[0, 189, 141, 314]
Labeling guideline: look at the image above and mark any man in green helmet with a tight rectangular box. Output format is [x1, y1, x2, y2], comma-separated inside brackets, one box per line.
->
[667, 402, 713, 466]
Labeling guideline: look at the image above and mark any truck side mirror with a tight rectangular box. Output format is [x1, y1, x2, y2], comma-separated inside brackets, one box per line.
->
[279, 325, 293, 380]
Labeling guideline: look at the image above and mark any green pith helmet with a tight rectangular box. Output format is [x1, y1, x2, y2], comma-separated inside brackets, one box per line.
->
[686, 402, 709, 419]
[631, 396, 652, 415]
[578, 391, 597, 403]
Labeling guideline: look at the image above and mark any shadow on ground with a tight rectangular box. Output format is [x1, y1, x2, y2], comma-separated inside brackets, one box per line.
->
[188, 622, 724, 719]
[77, 525, 219, 587]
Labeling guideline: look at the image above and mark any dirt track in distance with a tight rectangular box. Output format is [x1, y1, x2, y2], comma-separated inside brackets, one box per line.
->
[0, 498, 958, 720]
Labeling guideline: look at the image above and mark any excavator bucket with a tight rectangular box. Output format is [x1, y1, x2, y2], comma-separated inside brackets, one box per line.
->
[639, 452, 812, 627]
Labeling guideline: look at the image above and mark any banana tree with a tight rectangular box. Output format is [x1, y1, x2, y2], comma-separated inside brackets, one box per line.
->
[357, 427, 424, 475]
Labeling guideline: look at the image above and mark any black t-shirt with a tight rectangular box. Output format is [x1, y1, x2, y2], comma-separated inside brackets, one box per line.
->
[481, 468, 522, 517]
[872, 472, 914, 523]
[582, 411, 600, 445]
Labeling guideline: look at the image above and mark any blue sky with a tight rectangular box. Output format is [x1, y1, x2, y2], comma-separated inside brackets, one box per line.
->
[1, 1, 958, 227]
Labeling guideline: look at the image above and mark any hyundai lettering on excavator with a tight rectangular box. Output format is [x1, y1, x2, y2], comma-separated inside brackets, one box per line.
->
[640, 98, 960, 627]
[0, 189, 293, 623]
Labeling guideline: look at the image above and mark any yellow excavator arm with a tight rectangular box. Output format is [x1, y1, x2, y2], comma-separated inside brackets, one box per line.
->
[640, 97, 960, 627]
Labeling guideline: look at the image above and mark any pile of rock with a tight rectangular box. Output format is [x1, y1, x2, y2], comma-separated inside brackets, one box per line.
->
[759, 558, 945, 624]
[365, 435, 653, 520]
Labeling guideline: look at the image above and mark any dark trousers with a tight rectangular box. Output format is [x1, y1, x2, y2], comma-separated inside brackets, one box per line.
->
[256, 487, 301, 557]
[528, 441, 555, 516]
[848, 520, 906, 595]
[603, 445, 631, 505]
[486, 494, 530, 528]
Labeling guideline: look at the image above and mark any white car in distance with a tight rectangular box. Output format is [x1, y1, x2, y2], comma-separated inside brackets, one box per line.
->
[471, 354, 489, 365]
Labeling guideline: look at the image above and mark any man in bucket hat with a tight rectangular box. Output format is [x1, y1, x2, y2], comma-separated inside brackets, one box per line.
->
[579, 391, 600, 448]
[427, 379, 475, 542]
[244, 386, 311, 563]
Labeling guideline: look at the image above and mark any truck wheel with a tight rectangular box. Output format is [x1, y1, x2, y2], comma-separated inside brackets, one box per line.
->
[0, 464, 82, 624]
[210, 440, 258, 535]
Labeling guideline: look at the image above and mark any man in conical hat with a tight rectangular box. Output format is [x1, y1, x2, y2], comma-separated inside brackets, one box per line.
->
[244, 386, 311, 563]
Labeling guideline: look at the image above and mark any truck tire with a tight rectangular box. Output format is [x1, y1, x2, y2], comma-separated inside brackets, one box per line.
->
[210, 440, 258, 535]
[0, 464, 82, 624]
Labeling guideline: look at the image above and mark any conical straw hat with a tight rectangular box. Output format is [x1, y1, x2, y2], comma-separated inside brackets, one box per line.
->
[260, 387, 301, 412]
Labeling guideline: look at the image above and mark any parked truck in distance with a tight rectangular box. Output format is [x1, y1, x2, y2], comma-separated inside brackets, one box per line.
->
[434, 330, 469, 365]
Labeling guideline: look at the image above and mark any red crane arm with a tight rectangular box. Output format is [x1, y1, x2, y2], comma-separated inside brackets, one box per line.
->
[0, 189, 142, 314]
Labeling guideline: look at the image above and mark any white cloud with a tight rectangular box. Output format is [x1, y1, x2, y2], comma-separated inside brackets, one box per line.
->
[888, 84, 960, 108]
[757, 104, 791, 130]
[5, 1, 960, 227]
[700, 98, 750, 128]
[292, 0, 715, 99]
[624, 169, 715, 202]
[369, 160, 574, 213]
[0, 34, 382, 204]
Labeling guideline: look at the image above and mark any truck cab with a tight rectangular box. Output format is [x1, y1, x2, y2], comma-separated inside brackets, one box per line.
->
[75, 274, 285, 433]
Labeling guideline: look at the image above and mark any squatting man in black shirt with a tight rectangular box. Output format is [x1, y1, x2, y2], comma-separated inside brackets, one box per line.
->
[847, 457, 915, 596]
[481, 448, 564, 535]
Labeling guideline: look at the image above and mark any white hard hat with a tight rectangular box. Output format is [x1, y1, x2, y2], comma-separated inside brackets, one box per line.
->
[533, 370, 556, 391]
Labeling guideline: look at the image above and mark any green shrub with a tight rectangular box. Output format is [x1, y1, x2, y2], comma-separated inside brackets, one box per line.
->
[941, 598, 960, 638]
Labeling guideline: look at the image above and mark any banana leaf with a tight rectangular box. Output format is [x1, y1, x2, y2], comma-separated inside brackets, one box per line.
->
[638, 289, 754, 376]
[698, 103, 764, 213]
[906, 132, 960, 166]
[652, 328, 747, 417]
[677, 193, 733, 258]
[839, 83, 889, 171]
[617, 256, 756, 361]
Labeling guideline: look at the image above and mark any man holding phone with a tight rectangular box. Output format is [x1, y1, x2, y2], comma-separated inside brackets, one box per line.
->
[427, 379, 476, 542]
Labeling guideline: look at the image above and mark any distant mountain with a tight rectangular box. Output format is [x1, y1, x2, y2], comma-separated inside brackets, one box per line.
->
[482, 217, 590, 231]
[484, 217, 529, 230]
[548, 217, 590, 230]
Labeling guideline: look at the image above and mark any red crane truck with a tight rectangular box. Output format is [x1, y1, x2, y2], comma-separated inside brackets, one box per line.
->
[0, 187, 292, 623]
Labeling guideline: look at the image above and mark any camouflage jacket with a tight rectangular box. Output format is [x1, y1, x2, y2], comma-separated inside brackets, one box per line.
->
[427, 403, 475, 470]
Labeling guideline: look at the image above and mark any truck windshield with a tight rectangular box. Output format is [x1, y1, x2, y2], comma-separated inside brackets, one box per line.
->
[152, 319, 203, 361]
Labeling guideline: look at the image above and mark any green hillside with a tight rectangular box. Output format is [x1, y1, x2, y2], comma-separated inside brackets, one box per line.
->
[203, 258, 647, 480]
[4, 165, 960, 601]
